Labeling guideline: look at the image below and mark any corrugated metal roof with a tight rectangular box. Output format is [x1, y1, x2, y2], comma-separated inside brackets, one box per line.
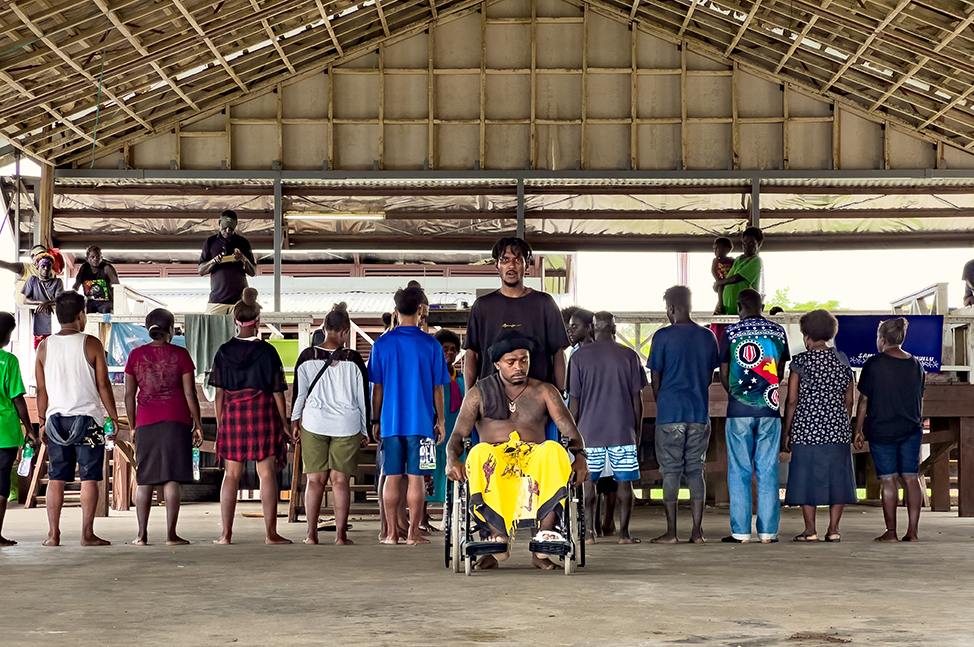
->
[137, 290, 475, 315]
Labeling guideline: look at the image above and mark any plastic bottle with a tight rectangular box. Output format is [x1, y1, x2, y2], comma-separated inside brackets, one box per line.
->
[192, 447, 201, 481]
[104, 418, 115, 451]
[17, 444, 34, 477]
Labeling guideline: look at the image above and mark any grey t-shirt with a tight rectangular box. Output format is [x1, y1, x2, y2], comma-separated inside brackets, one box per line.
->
[568, 339, 648, 447]
[21, 276, 63, 335]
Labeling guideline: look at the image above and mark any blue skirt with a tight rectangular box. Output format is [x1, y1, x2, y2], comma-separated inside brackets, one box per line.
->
[784, 442, 858, 506]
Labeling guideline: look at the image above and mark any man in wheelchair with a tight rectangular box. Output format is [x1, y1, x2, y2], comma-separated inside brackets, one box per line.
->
[446, 330, 589, 570]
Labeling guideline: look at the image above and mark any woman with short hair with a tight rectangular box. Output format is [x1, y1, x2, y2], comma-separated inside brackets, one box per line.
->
[210, 288, 293, 545]
[782, 309, 857, 542]
[124, 308, 204, 545]
[854, 318, 926, 542]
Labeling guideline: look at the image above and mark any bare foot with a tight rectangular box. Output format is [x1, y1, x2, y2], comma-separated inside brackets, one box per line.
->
[381, 537, 401, 545]
[488, 534, 510, 561]
[265, 534, 293, 545]
[43, 534, 60, 547]
[132, 536, 148, 546]
[874, 530, 898, 542]
[81, 535, 111, 546]
[304, 535, 319, 545]
[902, 534, 920, 542]
[650, 533, 679, 545]
[602, 523, 616, 537]
[0, 536, 17, 546]
[166, 537, 190, 546]
[585, 537, 597, 545]
[213, 535, 232, 545]
[618, 535, 641, 545]
[335, 537, 354, 546]
[532, 553, 558, 570]
[475, 555, 499, 570]
[689, 535, 706, 545]
[406, 534, 431, 546]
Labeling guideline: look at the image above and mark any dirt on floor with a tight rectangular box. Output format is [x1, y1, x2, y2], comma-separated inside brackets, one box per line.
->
[1, 501, 973, 646]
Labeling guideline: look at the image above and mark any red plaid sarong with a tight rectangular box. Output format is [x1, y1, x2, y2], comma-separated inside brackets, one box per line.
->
[217, 388, 287, 467]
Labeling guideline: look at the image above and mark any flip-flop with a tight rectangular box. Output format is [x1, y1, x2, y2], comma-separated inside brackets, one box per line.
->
[824, 532, 841, 543]
[793, 532, 819, 542]
[721, 535, 748, 544]
[533, 530, 566, 543]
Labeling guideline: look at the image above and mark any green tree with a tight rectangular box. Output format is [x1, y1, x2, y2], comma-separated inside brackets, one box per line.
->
[768, 287, 844, 311]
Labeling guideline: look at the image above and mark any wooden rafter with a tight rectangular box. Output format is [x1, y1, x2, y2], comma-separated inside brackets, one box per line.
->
[169, 0, 250, 92]
[773, 0, 831, 74]
[723, 0, 763, 57]
[375, 0, 392, 38]
[677, 0, 699, 38]
[821, 0, 912, 94]
[8, 2, 153, 130]
[315, 0, 345, 57]
[89, 0, 199, 111]
[249, 0, 296, 75]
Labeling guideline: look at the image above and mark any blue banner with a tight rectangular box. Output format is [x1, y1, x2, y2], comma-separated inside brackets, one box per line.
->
[833, 315, 943, 372]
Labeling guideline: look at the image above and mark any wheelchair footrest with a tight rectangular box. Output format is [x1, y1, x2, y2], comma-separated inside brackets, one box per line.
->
[529, 540, 571, 556]
[465, 541, 509, 557]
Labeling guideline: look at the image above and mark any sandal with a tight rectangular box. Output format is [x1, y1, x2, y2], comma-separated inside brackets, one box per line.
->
[824, 532, 841, 543]
[793, 532, 819, 542]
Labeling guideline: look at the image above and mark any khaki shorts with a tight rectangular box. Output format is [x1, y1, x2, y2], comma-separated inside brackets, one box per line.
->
[301, 428, 362, 475]
[204, 302, 235, 315]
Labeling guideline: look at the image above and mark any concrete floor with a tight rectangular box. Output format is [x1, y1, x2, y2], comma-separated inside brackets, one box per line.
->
[1, 501, 973, 647]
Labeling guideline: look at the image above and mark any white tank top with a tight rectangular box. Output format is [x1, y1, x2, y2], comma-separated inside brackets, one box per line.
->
[45, 334, 106, 425]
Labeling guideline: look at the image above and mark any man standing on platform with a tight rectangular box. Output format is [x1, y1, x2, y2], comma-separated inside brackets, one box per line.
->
[718, 288, 789, 544]
[648, 286, 719, 545]
[36, 291, 120, 547]
[463, 237, 570, 394]
[568, 311, 646, 545]
[73, 246, 120, 315]
[198, 210, 257, 315]
[962, 257, 974, 307]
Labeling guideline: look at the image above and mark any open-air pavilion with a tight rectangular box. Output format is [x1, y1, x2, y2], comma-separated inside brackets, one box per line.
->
[2, 0, 974, 645]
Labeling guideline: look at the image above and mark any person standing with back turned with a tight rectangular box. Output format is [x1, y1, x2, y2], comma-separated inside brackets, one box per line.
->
[36, 291, 121, 547]
[369, 286, 450, 546]
[718, 288, 789, 544]
[463, 237, 570, 394]
[648, 286, 720, 545]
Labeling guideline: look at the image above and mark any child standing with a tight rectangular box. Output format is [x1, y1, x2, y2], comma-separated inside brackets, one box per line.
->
[711, 237, 735, 315]
[853, 318, 925, 542]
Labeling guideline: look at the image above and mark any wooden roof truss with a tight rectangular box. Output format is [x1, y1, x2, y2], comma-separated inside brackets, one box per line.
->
[2, 0, 974, 166]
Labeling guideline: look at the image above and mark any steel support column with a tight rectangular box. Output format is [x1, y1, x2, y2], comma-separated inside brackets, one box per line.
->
[273, 177, 282, 312]
[750, 180, 760, 228]
[516, 177, 525, 239]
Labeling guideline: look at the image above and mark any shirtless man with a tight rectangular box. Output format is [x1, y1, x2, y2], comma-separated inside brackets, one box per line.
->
[446, 330, 588, 571]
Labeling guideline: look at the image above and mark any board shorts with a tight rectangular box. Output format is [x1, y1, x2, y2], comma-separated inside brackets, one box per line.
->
[587, 444, 639, 482]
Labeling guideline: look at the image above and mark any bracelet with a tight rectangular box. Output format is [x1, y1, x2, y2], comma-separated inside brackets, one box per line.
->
[571, 448, 588, 459]
[371, 418, 381, 425]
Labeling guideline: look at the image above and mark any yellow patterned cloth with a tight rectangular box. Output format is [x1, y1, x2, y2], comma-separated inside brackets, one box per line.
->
[465, 431, 571, 536]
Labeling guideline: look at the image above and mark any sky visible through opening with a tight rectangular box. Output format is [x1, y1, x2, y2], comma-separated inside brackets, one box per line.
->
[575, 248, 974, 313]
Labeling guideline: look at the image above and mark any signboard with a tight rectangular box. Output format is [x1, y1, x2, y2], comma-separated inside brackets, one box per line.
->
[833, 315, 943, 372]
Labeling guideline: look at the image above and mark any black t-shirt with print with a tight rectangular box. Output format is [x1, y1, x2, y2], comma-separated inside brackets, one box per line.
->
[199, 233, 256, 305]
[463, 289, 570, 384]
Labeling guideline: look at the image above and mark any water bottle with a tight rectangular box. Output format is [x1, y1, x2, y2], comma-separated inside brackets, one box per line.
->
[17, 444, 34, 477]
[103, 418, 115, 451]
[192, 447, 201, 481]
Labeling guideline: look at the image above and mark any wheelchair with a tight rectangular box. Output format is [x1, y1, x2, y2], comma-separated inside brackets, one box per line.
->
[443, 436, 586, 576]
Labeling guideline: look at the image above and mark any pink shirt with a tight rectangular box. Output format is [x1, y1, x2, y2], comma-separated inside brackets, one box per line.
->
[125, 344, 196, 428]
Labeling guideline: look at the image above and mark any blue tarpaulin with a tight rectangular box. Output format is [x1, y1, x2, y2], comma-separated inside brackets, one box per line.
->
[834, 315, 943, 372]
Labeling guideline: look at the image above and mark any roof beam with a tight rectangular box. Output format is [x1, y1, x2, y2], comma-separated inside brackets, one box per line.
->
[723, 0, 763, 57]
[822, 0, 911, 94]
[374, 0, 392, 38]
[677, 0, 699, 38]
[0, 69, 97, 151]
[8, 2, 154, 131]
[169, 0, 250, 92]
[89, 0, 200, 112]
[248, 0, 297, 75]
[870, 5, 974, 112]
[315, 0, 344, 56]
[773, 0, 831, 74]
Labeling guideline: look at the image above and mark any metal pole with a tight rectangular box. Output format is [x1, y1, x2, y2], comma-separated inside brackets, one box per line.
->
[14, 152, 20, 254]
[273, 177, 282, 312]
[516, 177, 525, 238]
[750, 179, 760, 228]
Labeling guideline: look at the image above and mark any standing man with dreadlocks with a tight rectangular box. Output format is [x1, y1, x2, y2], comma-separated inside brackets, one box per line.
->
[463, 237, 570, 395]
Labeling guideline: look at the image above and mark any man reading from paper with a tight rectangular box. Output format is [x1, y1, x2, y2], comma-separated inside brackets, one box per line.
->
[446, 330, 588, 571]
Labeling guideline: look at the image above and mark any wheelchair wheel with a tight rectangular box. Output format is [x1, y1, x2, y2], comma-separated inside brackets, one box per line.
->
[451, 481, 464, 573]
[565, 485, 581, 575]
[443, 479, 453, 569]
[577, 484, 586, 568]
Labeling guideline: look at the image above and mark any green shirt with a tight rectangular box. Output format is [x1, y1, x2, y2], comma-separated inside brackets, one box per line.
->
[722, 255, 763, 315]
[0, 349, 26, 448]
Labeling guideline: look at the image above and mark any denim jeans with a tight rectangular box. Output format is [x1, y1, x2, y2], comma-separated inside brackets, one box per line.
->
[655, 422, 711, 502]
[726, 417, 781, 541]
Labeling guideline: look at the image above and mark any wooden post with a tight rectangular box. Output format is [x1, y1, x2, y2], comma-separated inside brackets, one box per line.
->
[38, 164, 54, 248]
[928, 418, 956, 512]
[957, 417, 974, 517]
[707, 417, 729, 506]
